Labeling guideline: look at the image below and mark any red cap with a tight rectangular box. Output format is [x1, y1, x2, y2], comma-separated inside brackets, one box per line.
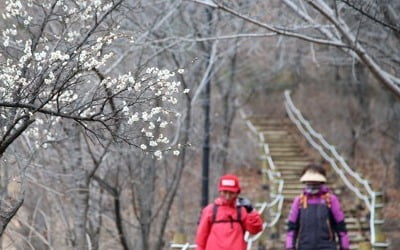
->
[218, 174, 240, 193]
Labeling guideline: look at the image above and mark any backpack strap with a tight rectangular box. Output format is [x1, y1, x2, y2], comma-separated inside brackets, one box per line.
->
[236, 206, 242, 221]
[322, 192, 332, 208]
[211, 203, 242, 224]
[211, 203, 219, 223]
[299, 193, 308, 209]
[299, 192, 332, 209]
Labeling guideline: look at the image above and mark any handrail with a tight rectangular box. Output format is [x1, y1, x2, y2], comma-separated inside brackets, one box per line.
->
[241, 110, 285, 250]
[285, 102, 371, 208]
[285, 92, 374, 199]
[245, 195, 284, 250]
[284, 90, 388, 248]
[170, 243, 196, 249]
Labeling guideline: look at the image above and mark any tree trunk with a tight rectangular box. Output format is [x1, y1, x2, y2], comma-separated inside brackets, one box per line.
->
[71, 128, 89, 250]
[137, 158, 157, 250]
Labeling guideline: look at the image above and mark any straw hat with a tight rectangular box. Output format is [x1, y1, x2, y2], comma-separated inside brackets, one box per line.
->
[300, 170, 327, 183]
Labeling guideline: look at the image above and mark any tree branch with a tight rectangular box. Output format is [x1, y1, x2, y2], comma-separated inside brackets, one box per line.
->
[340, 0, 400, 33]
[0, 102, 103, 122]
[185, 0, 350, 48]
[307, 0, 400, 98]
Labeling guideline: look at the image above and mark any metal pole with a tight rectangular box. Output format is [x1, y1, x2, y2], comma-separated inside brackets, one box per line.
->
[201, 68, 211, 208]
[201, 7, 213, 208]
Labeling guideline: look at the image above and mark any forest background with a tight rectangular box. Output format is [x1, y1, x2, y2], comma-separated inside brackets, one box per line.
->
[0, 0, 399, 249]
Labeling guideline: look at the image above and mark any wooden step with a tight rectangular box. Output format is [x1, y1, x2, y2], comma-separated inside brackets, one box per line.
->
[279, 169, 303, 175]
[280, 175, 302, 181]
[282, 184, 304, 189]
[269, 147, 303, 153]
[269, 143, 301, 147]
[262, 134, 292, 139]
[259, 130, 289, 135]
[274, 160, 310, 165]
[277, 165, 306, 171]
[249, 117, 291, 124]
[268, 143, 302, 149]
[269, 152, 307, 158]
[271, 156, 310, 161]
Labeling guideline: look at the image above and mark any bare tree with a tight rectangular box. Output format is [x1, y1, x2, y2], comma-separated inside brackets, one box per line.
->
[187, 0, 400, 97]
[0, 0, 186, 241]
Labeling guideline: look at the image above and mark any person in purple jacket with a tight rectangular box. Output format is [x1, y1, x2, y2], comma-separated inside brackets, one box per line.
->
[285, 163, 350, 250]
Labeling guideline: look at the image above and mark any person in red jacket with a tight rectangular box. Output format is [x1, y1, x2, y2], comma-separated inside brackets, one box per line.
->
[195, 174, 263, 250]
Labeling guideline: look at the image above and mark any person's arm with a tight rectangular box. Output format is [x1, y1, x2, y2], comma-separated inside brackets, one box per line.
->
[195, 206, 212, 250]
[330, 194, 350, 250]
[242, 207, 263, 234]
[286, 196, 301, 250]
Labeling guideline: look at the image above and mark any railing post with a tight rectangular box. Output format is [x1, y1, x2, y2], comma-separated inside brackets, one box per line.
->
[171, 232, 187, 250]
[359, 242, 372, 250]
[261, 148, 280, 248]
[256, 208, 268, 250]
[372, 192, 387, 249]
[269, 199, 280, 249]
[269, 181, 281, 249]
[261, 157, 269, 190]
[271, 177, 279, 198]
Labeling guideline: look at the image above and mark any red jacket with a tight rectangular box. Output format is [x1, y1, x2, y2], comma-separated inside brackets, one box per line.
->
[195, 197, 263, 250]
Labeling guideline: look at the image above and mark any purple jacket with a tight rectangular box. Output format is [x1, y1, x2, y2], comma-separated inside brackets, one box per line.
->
[285, 185, 350, 250]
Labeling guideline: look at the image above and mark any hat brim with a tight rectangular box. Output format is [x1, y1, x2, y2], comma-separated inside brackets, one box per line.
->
[218, 186, 240, 193]
[300, 171, 327, 183]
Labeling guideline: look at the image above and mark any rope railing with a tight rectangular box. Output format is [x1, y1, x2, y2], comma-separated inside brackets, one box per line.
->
[245, 195, 284, 250]
[284, 90, 388, 248]
[242, 110, 285, 250]
[170, 243, 196, 250]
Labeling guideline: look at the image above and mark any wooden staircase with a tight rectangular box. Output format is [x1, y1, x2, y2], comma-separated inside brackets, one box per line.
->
[249, 116, 370, 250]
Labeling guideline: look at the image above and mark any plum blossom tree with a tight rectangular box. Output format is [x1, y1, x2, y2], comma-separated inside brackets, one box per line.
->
[0, 0, 187, 242]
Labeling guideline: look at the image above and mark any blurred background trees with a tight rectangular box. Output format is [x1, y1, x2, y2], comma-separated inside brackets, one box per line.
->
[0, 0, 399, 249]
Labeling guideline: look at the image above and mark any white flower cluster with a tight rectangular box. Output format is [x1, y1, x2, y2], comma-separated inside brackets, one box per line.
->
[116, 67, 189, 159]
[3, 0, 28, 19]
[2, 0, 33, 42]
[77, 34, 117, 70]
[0, 59, 27, 101]
[77, 0, 115, 21]
[0, 0, 189, 161]
[101, 72, 135, 90]
[24, 115, 61, 150]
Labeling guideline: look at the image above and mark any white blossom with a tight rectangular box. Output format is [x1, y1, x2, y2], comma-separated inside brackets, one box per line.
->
[154, 150, 162, 159]
[160, 121, 168, 128]
[142, 112, 150, 121]
[122, 106, 129, 114]
[128, 113, 140, 125]
[148, 122, 155, 129]
[50, 51, 70, 61]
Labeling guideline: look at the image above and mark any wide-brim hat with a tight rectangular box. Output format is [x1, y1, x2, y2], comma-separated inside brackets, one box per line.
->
[218, 174, 241, 193]
[300, 170, 327, 183]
